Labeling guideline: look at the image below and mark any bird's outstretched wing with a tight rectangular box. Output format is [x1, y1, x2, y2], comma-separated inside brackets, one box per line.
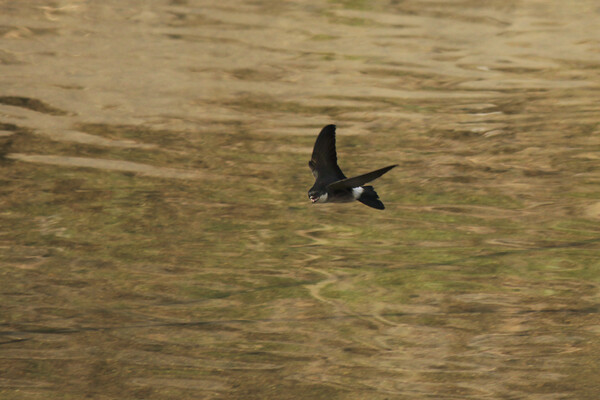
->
[308, 124, 346, 183]
[327, 165, 397, 192]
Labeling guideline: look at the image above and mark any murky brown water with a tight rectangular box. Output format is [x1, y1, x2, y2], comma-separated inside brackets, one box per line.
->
[1, 1, 600, 399]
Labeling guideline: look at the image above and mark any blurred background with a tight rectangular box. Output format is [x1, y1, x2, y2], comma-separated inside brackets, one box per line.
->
[1, 1, 599, 399]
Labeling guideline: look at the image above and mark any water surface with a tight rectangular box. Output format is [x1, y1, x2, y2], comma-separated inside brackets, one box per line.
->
[1, 1, 599, 399]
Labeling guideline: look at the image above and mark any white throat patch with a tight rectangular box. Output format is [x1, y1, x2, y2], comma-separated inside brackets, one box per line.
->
[316, 193, 328, 203]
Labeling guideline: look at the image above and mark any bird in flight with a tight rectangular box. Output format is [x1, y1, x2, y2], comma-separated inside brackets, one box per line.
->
[308, 124, 396, 210]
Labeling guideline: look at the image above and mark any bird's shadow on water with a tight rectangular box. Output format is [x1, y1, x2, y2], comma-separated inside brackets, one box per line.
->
[1, 236, 599, 343]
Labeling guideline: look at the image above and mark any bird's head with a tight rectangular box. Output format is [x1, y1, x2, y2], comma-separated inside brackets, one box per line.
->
[308, 190, 328, 203]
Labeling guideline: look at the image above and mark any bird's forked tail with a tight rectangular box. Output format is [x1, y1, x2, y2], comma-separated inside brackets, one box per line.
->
[357, 185, 385, 210]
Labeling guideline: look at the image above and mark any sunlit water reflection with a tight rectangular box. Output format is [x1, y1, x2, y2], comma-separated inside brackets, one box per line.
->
[1, 1, 599, 399]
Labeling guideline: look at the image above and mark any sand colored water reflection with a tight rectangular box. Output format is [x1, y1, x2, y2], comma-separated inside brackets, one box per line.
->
[1, 1, 600, 399]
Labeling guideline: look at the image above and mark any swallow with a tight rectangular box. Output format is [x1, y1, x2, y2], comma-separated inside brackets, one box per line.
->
[308, 124, 396, 210]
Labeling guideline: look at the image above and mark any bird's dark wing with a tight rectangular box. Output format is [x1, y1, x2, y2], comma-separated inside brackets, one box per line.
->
[308, 124, 346, 184]
[327, 165, 397, 191]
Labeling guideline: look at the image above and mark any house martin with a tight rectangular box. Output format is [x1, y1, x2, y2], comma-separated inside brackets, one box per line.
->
[308, 124, 396, 210]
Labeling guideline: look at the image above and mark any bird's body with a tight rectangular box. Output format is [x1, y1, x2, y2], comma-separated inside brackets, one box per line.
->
[308, 125, 396, 210]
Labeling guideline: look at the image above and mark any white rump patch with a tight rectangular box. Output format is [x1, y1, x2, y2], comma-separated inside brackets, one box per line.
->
[352, 187, 364, 199]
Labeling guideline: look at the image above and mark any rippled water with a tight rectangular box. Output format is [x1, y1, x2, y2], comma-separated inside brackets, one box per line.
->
[1, 1, 600, 399]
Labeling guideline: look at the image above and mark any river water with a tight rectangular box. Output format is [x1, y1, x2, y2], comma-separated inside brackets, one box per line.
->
[1, 1, 599, 399]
